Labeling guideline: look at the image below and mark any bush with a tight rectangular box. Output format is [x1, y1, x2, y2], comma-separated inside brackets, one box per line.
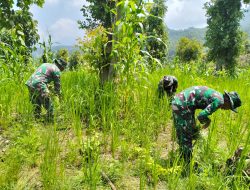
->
[176, 37, 203, 62]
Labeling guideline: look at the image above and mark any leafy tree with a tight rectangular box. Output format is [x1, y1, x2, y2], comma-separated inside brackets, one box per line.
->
[78, 0, 115, 84]
[144, 0, 168, 63]
[176, 37, 202, 62]
[77, 26, 109, 76]
[0, 0, 44, 52]
[205, 0, 243, 75]
[78, 0, 115, 30]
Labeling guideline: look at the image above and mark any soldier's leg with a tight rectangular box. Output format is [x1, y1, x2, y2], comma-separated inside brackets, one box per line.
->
[43, 96, 54, 122]
[172, 110, 193, 163]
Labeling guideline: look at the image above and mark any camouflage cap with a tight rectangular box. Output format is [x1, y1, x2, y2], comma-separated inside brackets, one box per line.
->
[163, 76, 178, 87]
[224, 91, 241, 113]
[163, 76, 178, 90]
[54, 58, 67, 70]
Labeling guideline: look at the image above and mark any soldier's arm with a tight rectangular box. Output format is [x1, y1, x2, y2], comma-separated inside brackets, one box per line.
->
[197, 98, 222, 124]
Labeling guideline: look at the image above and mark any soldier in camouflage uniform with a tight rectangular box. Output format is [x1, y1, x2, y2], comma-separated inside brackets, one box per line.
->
[171, 86, 241, 163]
[158, 75, 178, 99]
[26, 59, 67, 122]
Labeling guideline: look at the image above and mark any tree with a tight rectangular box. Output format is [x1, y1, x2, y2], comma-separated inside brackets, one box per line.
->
[205, 0, 243, 76]
[78, 0, 115, 84]
[176, 37, 202, 62]
[0, 0, 44, 53]
[77, 26, 109, 76]
[144, 0, 168, 63]
[78, 0, 115, 30]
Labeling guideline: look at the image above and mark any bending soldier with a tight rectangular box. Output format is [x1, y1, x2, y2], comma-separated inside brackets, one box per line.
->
[171, 86, 241, 163]
[25, 59, 67, 122]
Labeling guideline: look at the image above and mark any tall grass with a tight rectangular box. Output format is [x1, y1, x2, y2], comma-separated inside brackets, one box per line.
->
[0, 63, 249, 189]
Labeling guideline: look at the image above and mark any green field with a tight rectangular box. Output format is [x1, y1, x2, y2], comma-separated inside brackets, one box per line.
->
[0, 62, 249, 189]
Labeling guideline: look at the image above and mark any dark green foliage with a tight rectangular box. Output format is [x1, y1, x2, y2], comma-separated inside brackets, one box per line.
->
[0, 0, 44, 50]
[14, 10, 40, 50]
[176, 37, 202, 62]
[205, 0, 243, 75]
[144, 0, 168, 62]
[78, 0, 115, 29]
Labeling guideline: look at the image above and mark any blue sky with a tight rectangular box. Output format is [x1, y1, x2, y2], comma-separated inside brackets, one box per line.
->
[30, 0, 248, 46]
[30, 0, 87, 46]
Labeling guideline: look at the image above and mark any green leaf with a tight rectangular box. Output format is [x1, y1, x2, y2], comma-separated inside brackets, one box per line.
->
[18, 36, 26, 46]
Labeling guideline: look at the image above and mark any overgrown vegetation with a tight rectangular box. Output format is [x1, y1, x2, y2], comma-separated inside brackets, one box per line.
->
[0, 62, 249, 189]
[0, 0, 250, 189]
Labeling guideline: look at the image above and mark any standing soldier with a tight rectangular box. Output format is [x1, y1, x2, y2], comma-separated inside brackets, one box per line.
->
[171, 86, 241, 164]
[158, 75, 178, 99]
[26, 59, 67, 122]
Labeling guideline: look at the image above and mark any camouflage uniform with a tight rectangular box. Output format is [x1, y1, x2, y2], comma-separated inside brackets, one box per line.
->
[158, 75, 178, 99]
[171, 86, 224, 162]
[26, 63, 61, 120]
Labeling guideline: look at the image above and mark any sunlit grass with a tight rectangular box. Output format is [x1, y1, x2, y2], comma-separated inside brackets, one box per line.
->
[0, 63, 249, 189]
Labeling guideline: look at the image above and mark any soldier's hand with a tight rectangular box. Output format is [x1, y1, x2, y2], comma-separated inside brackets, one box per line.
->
[202, 119, 211, 129]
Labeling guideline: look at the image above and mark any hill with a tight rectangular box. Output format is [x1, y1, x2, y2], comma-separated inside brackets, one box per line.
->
[32, 45, 78, 58]
[167, 10, 250, 57]
[168, 27, 206, 57]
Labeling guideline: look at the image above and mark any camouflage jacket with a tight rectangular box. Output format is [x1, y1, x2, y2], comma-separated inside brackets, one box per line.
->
[172, 86, 224, 124]
[25, 63, 61, 96]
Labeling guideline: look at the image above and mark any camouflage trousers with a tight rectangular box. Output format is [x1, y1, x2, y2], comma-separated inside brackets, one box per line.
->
[28, 87, 54, 121]
[172, 105, 200, 163]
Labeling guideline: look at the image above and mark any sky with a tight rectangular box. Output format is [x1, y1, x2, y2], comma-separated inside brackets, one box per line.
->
[165, 0, 208, 29]
[30, 0, 208, 45]
[30, 0, 87, 46]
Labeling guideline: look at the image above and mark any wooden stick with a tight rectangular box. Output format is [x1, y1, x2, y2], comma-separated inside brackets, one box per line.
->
[101, 171, 117, 190]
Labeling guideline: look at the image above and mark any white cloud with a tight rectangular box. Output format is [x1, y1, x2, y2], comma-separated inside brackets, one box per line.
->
[48, 18, 84, 45]
[46, 0, 59, 5]
[165, 0, 208, 29]
[71, 0, 87, 7]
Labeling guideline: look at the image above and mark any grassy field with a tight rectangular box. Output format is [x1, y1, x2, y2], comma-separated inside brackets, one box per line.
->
[0, 63, 249, 189]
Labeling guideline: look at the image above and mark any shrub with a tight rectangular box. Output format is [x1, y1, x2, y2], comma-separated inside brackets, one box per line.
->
[176, 37, 203, 62]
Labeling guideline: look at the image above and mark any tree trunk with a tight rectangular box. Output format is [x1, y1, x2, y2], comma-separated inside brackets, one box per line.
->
[99, 0, 122, 85]
[100, 33, 113, 85]
[215, 58, 223, 71]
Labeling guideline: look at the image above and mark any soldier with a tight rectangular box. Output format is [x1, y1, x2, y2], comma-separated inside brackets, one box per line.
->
[158, 75, 178, 99]
[26, 59, 67, 122]
[171, 86, 241, 163]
